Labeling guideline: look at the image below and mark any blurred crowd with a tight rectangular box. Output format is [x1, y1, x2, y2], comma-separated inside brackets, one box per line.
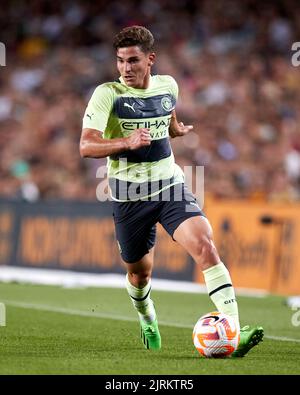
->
[1, 0, 300, 202]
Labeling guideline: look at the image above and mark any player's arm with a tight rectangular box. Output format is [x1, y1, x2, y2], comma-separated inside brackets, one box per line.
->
[79, 128, 151, 159]
[169, 110, 193, 138]
[80, 84, 151, 158]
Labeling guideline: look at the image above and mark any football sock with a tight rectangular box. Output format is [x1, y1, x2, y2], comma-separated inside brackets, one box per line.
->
[126, 274, 156, 324]
[203, 262, 240, 331]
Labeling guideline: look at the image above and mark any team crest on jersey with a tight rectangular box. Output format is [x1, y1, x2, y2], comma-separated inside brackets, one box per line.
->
[161, 96, 174, 112]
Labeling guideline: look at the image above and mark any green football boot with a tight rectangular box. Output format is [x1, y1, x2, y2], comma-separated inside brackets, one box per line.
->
[140, 318, 161, 350]
[231, 325, 264, 357]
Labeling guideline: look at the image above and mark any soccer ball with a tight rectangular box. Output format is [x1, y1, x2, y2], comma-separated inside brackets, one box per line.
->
[192, 311, 240, 358]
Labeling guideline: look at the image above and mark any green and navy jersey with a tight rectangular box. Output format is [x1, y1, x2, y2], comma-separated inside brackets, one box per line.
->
[82, 75, 184, 201]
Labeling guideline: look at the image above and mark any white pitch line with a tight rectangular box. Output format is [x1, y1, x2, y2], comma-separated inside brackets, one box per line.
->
[263, 335, 300, 343]
[3, 300, 138, 323]
[4, 300, 300, 344]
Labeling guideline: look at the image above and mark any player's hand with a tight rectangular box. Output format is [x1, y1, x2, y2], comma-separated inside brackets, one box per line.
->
[125, 128, 152, 150]
[172, 122, 193, 137]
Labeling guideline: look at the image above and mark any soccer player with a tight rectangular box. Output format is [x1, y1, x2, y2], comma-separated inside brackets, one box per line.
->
[80, 26, 264, 356]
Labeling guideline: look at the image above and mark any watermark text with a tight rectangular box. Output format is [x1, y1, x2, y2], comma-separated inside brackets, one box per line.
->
[96, 162, 204, 212]
[291, 42, 300, 67]
[291, 307, 300, 327]
[0, 303, 6, 326]
[0, 42, 6, 66]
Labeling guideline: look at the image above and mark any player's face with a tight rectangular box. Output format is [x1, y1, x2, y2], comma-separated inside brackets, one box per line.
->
[117, 46, 155, 89]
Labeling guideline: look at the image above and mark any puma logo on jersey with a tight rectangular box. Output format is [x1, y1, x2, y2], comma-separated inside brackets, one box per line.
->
[86, 113, 94, 120]
[124, 102, 136, 112]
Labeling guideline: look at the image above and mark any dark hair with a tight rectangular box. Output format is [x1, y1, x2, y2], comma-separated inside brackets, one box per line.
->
[113, 26, 154, 53]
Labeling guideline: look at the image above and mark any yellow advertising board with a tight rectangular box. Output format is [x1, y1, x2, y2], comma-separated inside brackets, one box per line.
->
[0, 199, 192, 280]
[17, 216, 189, 275]
[195, 199, 300, 295]
[1, 199, 300, 294]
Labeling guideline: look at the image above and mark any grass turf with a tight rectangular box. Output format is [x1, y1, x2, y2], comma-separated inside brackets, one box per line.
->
[0, 282, 299, 374]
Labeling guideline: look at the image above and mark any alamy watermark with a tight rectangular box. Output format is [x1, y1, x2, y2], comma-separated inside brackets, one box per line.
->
[291, 42, 300, 67]
[291, 307, 300, 327]
[0, 303, 6, 326]
[0, 42, 6, 66]
[96, 162, 204, 212]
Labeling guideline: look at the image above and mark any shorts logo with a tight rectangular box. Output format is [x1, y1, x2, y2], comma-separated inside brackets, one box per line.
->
[161, 96, 174, 112]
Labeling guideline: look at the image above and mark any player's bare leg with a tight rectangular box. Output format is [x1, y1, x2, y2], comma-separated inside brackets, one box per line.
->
[124, 248, 161, 350]
[174, 216, 263, 357]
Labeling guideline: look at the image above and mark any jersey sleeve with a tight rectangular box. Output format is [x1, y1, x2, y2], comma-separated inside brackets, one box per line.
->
[82, 84, 114, 132]
[168, 76, 179, 101]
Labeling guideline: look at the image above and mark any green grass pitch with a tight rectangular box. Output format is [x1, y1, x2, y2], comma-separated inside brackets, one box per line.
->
[0, 282, 299, 375]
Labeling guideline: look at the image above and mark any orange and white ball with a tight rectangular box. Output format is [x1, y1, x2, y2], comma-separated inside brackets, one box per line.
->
[192, 311, 240, 358]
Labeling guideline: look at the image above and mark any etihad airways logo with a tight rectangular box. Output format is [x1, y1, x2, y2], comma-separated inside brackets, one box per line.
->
[121, 116, 171, 131]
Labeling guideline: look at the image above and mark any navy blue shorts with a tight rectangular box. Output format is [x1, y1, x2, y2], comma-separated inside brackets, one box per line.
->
[112, 183, 205, 263]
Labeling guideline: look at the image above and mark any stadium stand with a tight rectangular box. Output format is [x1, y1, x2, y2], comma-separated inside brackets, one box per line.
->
[0, 0, 300, 202]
